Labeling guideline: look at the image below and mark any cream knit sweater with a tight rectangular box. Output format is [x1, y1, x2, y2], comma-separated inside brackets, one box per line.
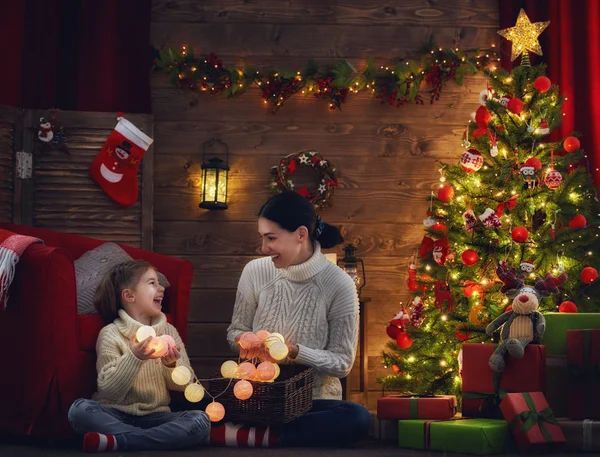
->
[227, 243, 359, 400]
[92, 309, 194, 416]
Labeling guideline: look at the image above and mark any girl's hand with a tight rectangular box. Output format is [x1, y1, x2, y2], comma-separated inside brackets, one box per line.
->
[162, 345, 181, 368]
[130, 335, 156, 360]
[287, 343, 299, 359]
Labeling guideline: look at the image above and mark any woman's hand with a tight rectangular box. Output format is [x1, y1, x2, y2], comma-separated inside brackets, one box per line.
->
[162, 345, 181, 368]
[130, 336, 156, 360]
[287, 343, 299, 359]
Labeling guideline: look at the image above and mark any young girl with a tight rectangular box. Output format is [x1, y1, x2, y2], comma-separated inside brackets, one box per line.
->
[68, 260, 210, 453]
[221, 191, 371, 447]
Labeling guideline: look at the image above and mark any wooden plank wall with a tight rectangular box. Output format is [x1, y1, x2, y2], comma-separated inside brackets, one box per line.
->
[150, 0, 499, 408]
[0, 106, 18, 224]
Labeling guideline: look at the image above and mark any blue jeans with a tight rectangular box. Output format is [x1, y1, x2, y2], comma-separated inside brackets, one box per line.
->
[68, 398, 210, 451]
[276, 400, 371, 447]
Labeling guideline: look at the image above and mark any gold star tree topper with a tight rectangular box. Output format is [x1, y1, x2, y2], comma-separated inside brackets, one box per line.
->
[497, 8, 550, 62]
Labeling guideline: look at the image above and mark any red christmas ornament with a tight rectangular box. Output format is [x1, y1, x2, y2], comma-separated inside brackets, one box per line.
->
[396, 331, 413, 349]
[564, 136, 580, 153]
[455, 324, 472, 342]
[460, 149, 484, 173]
[386, 323, 402, 340]
[461, 249, 479, 266]
[544, 169, 562, 190]
[475, 106, 491, 126]
[507, 97, 524, 114]
[559, 301, 578, 313]
[524, 157, 542, 170]
[432, 222, 447, 232]
[511, 226, 529, 243]
[438, 185, 454, 202]
[581, 267, 598, 284]
[534, 76, 551, 93]
[569, 214, 587, 229]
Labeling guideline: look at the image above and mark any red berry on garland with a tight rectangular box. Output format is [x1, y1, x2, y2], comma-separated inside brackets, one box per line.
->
[524, 157, 542, 170]
[534, 76, 551, 93]
[569, 214, 587, 229]
[461, 249, 479, 266]
[438, 185, 454, 202]
[511, 226, 529, 243]
[559, 301, 578, 313]
[564, 136, 580, 153]
[581, 267, 598, 284]
[455, 324, 472, 342]
[507, 97, 524, 114]
[396, 331, 413, 349]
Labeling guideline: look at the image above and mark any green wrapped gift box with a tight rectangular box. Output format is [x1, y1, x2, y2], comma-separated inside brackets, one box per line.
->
[398, 418, 513, 455]
[542, 313, 600, 355]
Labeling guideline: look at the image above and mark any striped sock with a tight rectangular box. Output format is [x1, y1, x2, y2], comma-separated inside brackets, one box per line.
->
[83, 432, 119, 453]
[210, 422, 278, 447]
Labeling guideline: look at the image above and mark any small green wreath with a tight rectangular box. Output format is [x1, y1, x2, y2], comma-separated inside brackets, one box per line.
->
[270, 150, 338, 209]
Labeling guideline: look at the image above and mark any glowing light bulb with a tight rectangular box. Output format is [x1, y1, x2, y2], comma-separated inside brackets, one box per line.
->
[185, 383, 205, 402]
[237, 362, 256, 379]
[272, 363, 280, 380]
[440, 360, 448, 367]
[233, 380, 254, 400]
[136, 326, 156, 343]
[220, 360, 238, 378]
[256, 330, 271, 341]
[146, 336, 168, 358]
[269, 342, 289, 361]
[256, 361, 276, 381]
[408, 356, 415, 362]
[239, 332, 260, 350]
[172, 366, 192, 385]
[206, 402, 225, 422]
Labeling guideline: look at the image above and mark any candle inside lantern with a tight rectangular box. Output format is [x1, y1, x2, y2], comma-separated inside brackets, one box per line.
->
[136, 325, 156, 342]
[233, 379, 253, 400]
[184, 383, 205, 403]
[206, 401, 226, 422]
[171, 365, 192, 385]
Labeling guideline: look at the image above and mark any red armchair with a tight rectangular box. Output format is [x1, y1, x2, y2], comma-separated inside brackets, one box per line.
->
[0, 224, 193, 439]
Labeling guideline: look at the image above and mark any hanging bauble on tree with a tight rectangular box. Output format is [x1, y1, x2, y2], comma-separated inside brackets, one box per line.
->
[438, 185, 454, 202]
[563, 136, 580, 153]
[432, 221, 447, 232]
[569, 214, 587, 229]
[461, 249, 479, 266]
[460, 149, 484, 173]
[581, 267, 598, 284]
[537, 118, 550, 134]
[507, 97, 524, 114]
[534, 76, 551, 93]
[559, 301, 578, 313]
[524, 157, 542, 170]
[396, 331, 413, 349]
[544, 169, 562, 189]
[511, 226, 529, 242]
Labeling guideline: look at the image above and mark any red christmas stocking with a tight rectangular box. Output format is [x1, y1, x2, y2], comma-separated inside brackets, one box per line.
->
[89, 117, 153, 207]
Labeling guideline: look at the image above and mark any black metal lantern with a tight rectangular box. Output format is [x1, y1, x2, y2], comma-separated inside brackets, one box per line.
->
[199, 138, 229, 210]
[337, 244, 366, 296]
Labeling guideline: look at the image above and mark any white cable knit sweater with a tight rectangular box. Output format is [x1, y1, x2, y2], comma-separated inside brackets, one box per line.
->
[92, 310, 194, 416]
[227, 243, 359, 400]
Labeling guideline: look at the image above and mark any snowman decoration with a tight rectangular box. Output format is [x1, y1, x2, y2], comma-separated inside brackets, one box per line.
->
[100, 140, 135, 183]
[37, 118, 54, 143]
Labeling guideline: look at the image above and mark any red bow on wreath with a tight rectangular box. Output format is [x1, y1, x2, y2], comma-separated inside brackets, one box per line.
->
[495, 194, 519, 216]
[419, 236, 449, 265]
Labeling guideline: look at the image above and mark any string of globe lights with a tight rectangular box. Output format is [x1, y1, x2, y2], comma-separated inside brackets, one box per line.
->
[135, 326, 290, 422]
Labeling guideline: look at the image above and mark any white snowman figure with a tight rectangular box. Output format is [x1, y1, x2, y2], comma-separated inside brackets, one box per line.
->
[100, 140, 133, 183]
[37, 118, 54, 143]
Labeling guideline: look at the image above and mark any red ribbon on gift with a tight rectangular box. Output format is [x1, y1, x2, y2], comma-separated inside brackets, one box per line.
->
[495, 194, 519, 216]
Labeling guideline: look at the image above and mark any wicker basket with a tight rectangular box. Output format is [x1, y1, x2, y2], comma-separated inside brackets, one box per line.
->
[208, 365, 313, 425]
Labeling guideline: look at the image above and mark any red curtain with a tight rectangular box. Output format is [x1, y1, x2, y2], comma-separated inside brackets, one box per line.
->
[0, 0, 151, 114]
[499, 0, 600, 186]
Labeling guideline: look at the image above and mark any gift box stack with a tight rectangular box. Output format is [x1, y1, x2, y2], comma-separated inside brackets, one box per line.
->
[376, 343, 569, 454]
[542, 312, 600, 452]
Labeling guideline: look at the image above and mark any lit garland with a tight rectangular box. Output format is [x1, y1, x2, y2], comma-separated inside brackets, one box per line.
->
[154, 44, 499, 113]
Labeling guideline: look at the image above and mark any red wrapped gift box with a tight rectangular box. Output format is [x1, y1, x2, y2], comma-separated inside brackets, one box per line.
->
[500, 392, 565, 452]
[377, 395, 457, 420]
[461, 344, 545, 418]
[566, 329, 600, 419]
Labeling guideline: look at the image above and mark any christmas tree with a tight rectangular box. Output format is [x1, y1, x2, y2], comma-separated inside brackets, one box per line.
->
[379, 10, 600, 397]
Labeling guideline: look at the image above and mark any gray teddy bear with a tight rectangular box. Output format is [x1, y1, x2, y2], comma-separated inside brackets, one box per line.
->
[485, 261, 567, 372]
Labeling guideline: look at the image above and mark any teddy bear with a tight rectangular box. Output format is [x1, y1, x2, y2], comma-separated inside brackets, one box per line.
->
[485, 262, 567, 372]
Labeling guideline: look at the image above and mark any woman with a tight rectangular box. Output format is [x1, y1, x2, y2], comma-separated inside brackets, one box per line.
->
[224, 191, 371, 447]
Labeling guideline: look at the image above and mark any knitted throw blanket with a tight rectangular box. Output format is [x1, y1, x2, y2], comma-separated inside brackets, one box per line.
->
[0, 232, 43, 311]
